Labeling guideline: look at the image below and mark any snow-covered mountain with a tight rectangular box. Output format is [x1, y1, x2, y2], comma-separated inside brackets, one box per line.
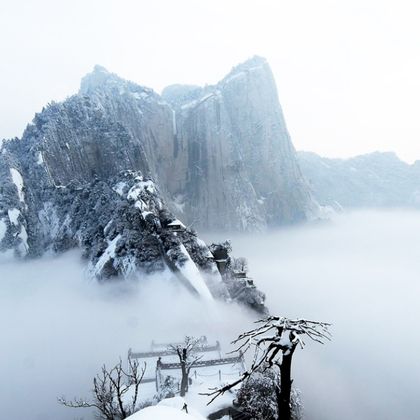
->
[298, 151, 420, 209]
[3, 57, 317, 233]
[0, 57, 319, 308]
[5, 135, 271, 307]
[0, 149, 266, 309]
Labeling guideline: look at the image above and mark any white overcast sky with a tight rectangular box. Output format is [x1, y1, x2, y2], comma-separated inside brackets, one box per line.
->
[1, 0, 420, 162]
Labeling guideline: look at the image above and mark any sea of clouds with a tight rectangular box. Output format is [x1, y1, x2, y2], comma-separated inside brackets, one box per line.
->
[1, 210, 420, 419]
[0, 251, 255, 420]
[223, 209, 420, 420]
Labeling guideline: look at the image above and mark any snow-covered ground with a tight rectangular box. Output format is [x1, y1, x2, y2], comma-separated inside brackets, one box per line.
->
[127, 397, 206, 420]
[129, 380, 238, 419]
[128, 338, 243, 417]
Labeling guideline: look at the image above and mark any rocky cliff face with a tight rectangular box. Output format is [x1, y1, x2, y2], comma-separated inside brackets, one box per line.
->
[0, 56, 320, 308]
[298, 151, 420, 209]
[2, 60, 301, 311]
[0, 149, 266, 310]
[3, 58, 317, 234]
[163, 57, 319, 230]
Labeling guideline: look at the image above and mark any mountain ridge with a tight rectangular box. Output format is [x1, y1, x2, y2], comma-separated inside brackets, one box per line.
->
[3, 56, 320, 232]
[298, 150, 420, 209]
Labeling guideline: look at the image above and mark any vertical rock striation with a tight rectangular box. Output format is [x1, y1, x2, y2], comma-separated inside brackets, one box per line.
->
[163, 56, 319, 230]
[0, 57, 318, 308]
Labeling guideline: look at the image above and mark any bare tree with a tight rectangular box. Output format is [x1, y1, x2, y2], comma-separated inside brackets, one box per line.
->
[170, 336, 203, 397]
[202, 316, 331, 420]
[58, 357, 146, 420]
[232, 257, 248, 273]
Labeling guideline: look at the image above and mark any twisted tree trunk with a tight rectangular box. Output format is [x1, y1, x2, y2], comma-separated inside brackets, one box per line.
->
[278, 346, 296, 419]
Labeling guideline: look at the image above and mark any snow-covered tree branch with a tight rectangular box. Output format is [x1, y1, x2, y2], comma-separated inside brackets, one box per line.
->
[202, 316, 331, 420]
[58, 356, 146, 420]
[169, 336, 203, 397]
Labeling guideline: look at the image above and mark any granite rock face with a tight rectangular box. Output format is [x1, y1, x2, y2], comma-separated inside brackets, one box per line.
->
[2, 58, 317, 234]
[163, 57, 319, 230]
[0, 57, 317, 307]
[0, 153, 265, 309]
[298, 151, 420, 209]
[0, 61, 285, 310]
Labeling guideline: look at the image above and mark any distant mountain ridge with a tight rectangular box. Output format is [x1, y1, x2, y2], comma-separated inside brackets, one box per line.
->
[298, 151, 420, 209]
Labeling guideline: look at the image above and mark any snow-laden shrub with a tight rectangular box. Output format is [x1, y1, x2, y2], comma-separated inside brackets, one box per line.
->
[159, 375, 178, 399]
[236, 370, 278, 419]
[236, 369, 303, 420]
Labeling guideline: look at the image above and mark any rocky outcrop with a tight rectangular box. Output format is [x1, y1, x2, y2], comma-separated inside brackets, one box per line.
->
[0, 150, 265, 309]
[0, 148, 30, 258]
[298, 151, 420, 209]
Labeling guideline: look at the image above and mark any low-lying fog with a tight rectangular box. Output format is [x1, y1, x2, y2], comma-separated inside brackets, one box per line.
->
[222, 209, 420, 420]
[0, 253, 255, 420]
[1, 210, 420, 420]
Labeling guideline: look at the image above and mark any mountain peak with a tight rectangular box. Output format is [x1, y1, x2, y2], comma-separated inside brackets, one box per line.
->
[79, 65, 122, 95]
[220, 56, 269, 85]
[237, 55, 267, 69]
[92, 64, 109, 74]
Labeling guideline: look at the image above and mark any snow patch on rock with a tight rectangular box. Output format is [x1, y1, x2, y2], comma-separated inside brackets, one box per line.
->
[175, 244, 213, 300]
[10, 168, 25, 203]
[8, 208, 20, 226]
[127, 180, 156, 201]
[0, 218, 7, 242]
[36, 151, 44, 165]
[18, 225, 29, 255]
[113, 181, 127, 196]
[91, 234, 121, 278]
